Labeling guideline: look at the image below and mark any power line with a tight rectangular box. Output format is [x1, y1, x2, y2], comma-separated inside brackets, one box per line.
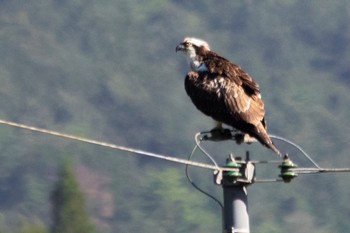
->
[1, 119, 350, 175]
[291, 167, 350, 174]
[269, 134, 321, 168]
[0, 119, 237, 172]
[185, 134, 224, 209]
[193, 130, 350, 176]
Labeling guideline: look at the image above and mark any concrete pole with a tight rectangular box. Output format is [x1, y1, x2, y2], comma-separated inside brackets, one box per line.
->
[220, 155, 251, 233]
[222, 182, 249, 233]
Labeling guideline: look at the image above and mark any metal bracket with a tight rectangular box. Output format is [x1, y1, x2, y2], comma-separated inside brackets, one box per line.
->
[214, 153, 256, 186]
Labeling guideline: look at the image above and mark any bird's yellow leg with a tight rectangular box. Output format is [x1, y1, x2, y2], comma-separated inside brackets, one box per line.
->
[208, 121, 232, 141]
[213, 121, 223, 130]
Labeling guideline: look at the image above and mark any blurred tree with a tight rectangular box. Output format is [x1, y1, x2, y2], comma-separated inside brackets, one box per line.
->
[20, 223, 47, 233]
[50, 160, 96, 233]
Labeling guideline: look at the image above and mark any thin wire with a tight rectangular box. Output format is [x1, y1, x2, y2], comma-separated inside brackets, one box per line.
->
[264, 135, 350, 174]
[269, 134, 321, 169]
[2, 119, 350, 176]
[185, 143, 223, 209]
[195, 131, 350, 176]
[194, 132, 219, 167]
[291, 167, 350, 174]
[0, 119, 238, 172]
[252, 179, 283, 183]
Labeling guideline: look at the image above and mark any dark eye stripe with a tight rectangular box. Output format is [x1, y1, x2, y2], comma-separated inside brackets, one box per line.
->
[184, 41, 192, 47]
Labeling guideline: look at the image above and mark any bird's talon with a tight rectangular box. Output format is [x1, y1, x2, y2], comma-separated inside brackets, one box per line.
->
[208, 128, 233, 141]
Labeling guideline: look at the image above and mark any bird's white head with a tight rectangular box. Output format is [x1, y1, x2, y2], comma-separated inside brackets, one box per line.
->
[176, 37, 210, 57]
[176, 37, 210, 71]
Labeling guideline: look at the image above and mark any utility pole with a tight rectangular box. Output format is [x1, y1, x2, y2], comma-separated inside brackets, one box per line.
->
[214, 153, 255, 233]
[222, 183, 249, 233]
[214, 152, 296, 233]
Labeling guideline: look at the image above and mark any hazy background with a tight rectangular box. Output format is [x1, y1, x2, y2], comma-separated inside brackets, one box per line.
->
[0, 0, 349, 232]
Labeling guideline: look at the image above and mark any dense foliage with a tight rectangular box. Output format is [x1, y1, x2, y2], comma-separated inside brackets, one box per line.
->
[0, 0, 349, 232]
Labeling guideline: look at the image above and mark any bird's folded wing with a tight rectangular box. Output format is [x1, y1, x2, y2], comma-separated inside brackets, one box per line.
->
[223, 79, 265, 126]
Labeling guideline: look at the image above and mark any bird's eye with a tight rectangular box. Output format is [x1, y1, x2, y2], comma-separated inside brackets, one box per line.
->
[184, 41, 192, 47]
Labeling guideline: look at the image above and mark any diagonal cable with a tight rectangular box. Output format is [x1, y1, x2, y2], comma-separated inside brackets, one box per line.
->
[0, 119, 236, 171]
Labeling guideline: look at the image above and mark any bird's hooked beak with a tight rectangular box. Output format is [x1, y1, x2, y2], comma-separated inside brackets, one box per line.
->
[175, 43, 185, 53]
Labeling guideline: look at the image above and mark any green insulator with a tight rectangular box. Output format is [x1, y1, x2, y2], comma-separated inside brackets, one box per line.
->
[226, 160, 241, 168]
[279, 155, 298, 183]
[279, 159, 297, 169]
[279, 171, 298, 183]
[225, 160, 242, 177]
[226, 170, 242, 177]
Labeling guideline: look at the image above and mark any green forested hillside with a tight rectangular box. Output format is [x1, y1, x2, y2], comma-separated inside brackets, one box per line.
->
[0, 0, 349, 232]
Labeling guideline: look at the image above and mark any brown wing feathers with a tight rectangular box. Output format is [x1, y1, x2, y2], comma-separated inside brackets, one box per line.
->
[185, 50, 281, 156]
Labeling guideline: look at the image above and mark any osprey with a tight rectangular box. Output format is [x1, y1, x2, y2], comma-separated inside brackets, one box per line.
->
[176, 37, 281, 156]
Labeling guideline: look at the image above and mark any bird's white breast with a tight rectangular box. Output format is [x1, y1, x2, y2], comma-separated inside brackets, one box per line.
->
[190, 60, 208, 72]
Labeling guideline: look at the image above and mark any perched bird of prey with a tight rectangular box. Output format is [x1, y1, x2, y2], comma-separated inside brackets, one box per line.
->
[176, 37, 281, 156]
